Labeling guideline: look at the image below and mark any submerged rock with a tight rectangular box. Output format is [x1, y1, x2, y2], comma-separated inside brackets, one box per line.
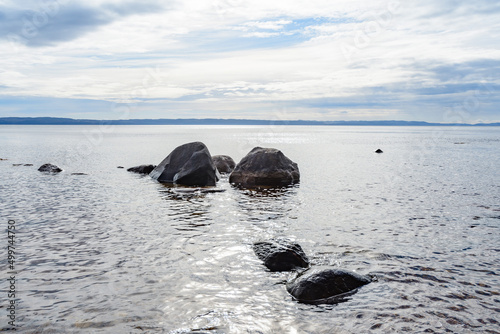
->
[127, 164, 156, 174]
[150, 142, 219, 187]
[253, 240, 309, 272]
[212, 155, 236, 174]
[229, 147, 299, 188]
[375, 149, 383, 153]
[38, 163, 62, 173]
[286, 267, 371, 304]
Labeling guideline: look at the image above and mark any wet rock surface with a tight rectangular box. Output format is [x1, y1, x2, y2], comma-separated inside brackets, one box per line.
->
[229, 147, 299, 188]
[38, 163, 62, 173]
[150, 142, 219, 187]
[127, 164, 156, 174]
[286, 267, 371, 304]
[253, 240, 309, 272]
[212, 155, 236, 174]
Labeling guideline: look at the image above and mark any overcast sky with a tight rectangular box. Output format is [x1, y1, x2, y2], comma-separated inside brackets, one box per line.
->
[0, 0, 499, 122]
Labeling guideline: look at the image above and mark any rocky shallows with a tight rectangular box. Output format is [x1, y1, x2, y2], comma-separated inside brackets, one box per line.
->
[253, 240, 309, 272]
[229, 147, 299, 188]
[149, 142, 219, 187]
[286, 267, 371, 304]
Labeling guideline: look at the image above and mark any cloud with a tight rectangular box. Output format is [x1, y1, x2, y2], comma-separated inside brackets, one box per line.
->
[0, 0, 167, 47]
[0, 0, 499, 122]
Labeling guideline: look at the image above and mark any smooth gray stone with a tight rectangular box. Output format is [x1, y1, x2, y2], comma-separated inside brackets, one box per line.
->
[38, 163, 62, 173]
[150, 142, 219, 186]
[229, 147, 299, 188]
[287, 267, 371, 304]
[253, 240, 309, 272]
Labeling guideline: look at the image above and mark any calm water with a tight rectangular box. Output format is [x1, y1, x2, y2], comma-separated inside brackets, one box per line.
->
[0, 125, 499, 333]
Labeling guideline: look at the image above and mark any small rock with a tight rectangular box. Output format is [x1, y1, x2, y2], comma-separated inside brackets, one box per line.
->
[117, 166, 124, 169]
[127, 164, 156, 174]
[24, 164, 33, 166]
[212, 155, 236, 174]
[286, 267, 371, 304]
[375, 149, 383, 153]
[38, 163, 62, 173]
[253, 240, 309, 272]
[12, 163, 22, 166]
[0, 158, 8, 161]
[71, 172, 87, 175]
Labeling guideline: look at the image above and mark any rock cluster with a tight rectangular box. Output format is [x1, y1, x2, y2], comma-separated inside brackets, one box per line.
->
[253, 239, 372, 304]
[144, 142, 299, 189]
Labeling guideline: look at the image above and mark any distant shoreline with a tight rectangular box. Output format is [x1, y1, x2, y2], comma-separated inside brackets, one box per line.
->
[0, 117, 499, 126]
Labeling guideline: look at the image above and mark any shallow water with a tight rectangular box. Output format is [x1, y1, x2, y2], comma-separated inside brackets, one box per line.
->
[0, 125, 499, 333]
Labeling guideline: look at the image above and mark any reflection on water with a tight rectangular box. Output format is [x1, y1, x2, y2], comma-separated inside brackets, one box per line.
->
[0, 126, 499, 333]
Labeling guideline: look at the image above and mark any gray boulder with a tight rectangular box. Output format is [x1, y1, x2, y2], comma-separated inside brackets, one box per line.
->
[229, 147, 299, 188]
[38, 163, 62, 173]
[127, 164, 156, 174]
[253, 240, 309, 272]
[212, 155, 236, 174]
[149, 142, 219, 186]
[286, 267, 371, 304]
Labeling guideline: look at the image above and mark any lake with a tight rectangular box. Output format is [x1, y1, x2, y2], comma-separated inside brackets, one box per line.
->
[0, 125, 499, 333]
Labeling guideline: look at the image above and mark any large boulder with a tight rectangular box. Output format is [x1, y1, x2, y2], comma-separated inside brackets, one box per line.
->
[212, 155, 236, 174]
[127, 164, 156, 174]
[149, 142, 219, 186]
[286, 267, 371, 304]
[38, 163, 62, 173]
[229, 147, 299, 188]
[253, 240, 309, 272]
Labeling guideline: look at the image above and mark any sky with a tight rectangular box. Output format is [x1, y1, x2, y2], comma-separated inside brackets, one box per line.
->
[0, 0, 499, 123]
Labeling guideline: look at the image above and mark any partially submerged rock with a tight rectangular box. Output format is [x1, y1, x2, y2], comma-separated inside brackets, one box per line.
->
[127, 164, 156, 174]
[286, 267, 371, 304]
[229, 147, 299, 188]
[375, 149, 383, 153]
[212, 155, 236, 174]
[150, 142, 219, 187]
[253, 240, 309, 272]
[38, 163, 62, 173]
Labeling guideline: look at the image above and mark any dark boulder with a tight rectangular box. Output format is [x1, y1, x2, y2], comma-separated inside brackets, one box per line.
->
[229, 147, 299, 188]
[127, 164, 156, 174]
[253, 240, 309, 272]
[149, 142, 219, 186]
[38, 163, 62, 173]
[286, 267, 371, 304]
[212, 155, 236, 174]
[375, 149, 383, 153]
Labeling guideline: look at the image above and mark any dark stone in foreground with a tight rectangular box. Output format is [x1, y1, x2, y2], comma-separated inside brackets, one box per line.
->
[229, 147, 299, 188]
[212, 155, 236, 174]
[150, 142, 219, 186]
[253, 240, 309, 272]
[286, 267, 371, 304]
[38, 163, 62, 173]
[375, 149, 383, 153]
[127, 164, 156, 174]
